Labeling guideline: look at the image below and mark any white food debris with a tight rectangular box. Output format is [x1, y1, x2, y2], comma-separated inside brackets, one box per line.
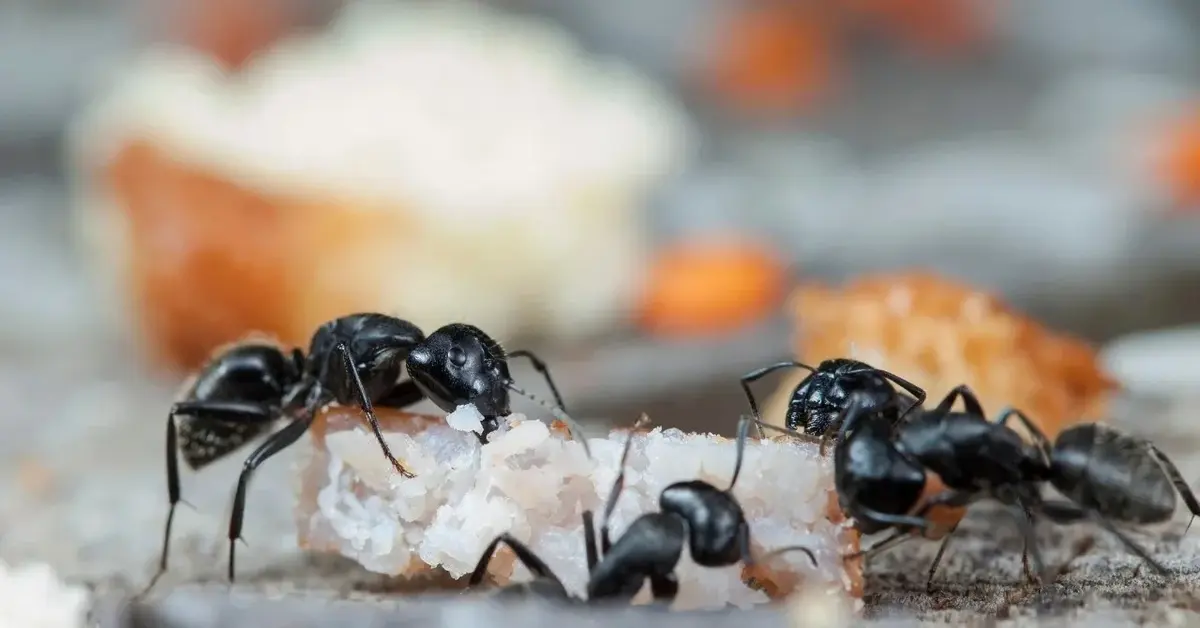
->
[0, 561, 89, 628]
[307, 414, 849, 610]
[446, 404, 486, 434]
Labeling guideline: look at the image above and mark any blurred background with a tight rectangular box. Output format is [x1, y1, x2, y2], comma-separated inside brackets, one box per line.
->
[2, 0, 1200, 591]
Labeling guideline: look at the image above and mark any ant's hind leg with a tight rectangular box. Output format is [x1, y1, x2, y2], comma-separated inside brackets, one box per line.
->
[992, 407, 1053, 460]
[143, 401, 275, 597]
[467, 534, 568, 597]
[1148, 445, 1200, 533]
[1039, 499, 1169, 577]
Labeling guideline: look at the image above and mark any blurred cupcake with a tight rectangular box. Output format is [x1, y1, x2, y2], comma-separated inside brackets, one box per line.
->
[69, 0, 690, 371]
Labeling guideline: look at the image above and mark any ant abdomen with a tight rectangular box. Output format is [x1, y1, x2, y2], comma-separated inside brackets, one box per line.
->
[1051, 424, 1178, 525]
[587, 513, 685, 601]
[659, 481, 747, 567]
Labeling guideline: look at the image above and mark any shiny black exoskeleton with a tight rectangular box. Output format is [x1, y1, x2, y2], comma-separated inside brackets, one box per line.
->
[753, 386, 1038, 588]
[466, 417, 817, 605]
[881, 385, 1051, 587]
[739, 359, 926, 440]
[148, 313, 575, 592]
[1017, 420, 1200, 577]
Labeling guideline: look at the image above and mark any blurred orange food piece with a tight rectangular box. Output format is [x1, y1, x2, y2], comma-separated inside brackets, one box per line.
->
[104, 140, 414, 371]
[171, 0, 301, 70]
[703, 5, 836, 116]
[768, 272, 1116, 440]
[637, 240, 788, 338]
[1155, 107, 1200, 209]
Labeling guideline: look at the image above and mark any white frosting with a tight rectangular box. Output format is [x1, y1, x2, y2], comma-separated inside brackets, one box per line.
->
[75, 0, 690, 229]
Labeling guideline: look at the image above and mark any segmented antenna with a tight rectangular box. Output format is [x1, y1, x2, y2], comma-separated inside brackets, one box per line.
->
[504, 382, 592, 460]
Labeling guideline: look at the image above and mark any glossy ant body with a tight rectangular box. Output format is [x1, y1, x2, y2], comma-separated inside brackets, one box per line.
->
[148, 313, 584, 591]
[466, 417, 817, 604]
[751, 385, 1049, 589]
[789, 382, 1200, 587]
[739, 359, 926, 440]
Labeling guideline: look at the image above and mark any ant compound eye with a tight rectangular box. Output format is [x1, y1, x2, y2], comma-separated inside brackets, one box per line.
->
[448, 346, 468, 367]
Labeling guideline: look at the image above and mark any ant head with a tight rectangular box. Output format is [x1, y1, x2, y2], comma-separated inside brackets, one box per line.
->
[406, 323, 510, 415]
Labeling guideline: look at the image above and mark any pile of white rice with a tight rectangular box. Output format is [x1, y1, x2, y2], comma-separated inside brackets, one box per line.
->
[302, 407, 854, 610]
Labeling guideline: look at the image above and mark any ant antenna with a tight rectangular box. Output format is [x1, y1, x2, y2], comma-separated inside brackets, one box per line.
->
[756, 545, 818, 568]
[728, 415, 755, 492]
[505, 381, 592, 460]
[600, 415, 646, 554]
[739, 361, 817, 438]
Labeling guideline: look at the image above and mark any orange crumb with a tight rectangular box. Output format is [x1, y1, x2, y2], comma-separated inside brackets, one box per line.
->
[783, 272, 1116, 441]
[1154, 108, 1200, 209]
[703, 5, 836, 116]
[636, 240, 788, 338]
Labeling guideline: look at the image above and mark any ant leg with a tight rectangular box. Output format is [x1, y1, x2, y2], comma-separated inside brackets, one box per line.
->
[507, 350, 568, 412]
[467, 534, 565, 590]
[863, 368, 927, 420]
[227, 414, 314, 582]
[335, 342, 415, 478]
[747, 417, 822, 444]
[374, 379, 425, 409]
[649, 573, 679, 604]
[1147, 445, 1200, 533]
[738, 361, 817, 436]
[601, 428, 637, 554]
[928, 384, 986, 420]
[855, 507, 940, 536]
[925, 524, 961, 591]
[1038, 500, 1169, 576]
[758, 545, 818, 568]
[844, 530, 909, 561]
[992, 407, 1053, 461]
[143, 401, 275, 597]
[582, 510, 599, 572]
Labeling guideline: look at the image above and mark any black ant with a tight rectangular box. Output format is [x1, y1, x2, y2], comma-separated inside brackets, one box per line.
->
[750, 387, 1047, 589]
[466, 416, 817, 605]
[739, 359, 926, 440]
[147, 312, 588, 591]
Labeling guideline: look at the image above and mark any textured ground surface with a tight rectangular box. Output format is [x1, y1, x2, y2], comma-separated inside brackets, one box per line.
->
[3, 345, 1200, 626]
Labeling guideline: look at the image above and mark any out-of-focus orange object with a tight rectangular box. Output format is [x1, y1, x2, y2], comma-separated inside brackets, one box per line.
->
[764, 272, 1117, 441]
[171, 0, 299, 70]
[840, 0, 992, 58]
[103, 140, 412, 371]
[636, 240, 788, 338]
[1154, 108, 1200, 209]
[703, 5, 836, 116]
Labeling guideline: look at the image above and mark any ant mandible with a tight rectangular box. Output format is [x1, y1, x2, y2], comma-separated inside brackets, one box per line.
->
[739, 359, 926, 441]
[466, 416, 817, 604]
[148, 312, 587, 592]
